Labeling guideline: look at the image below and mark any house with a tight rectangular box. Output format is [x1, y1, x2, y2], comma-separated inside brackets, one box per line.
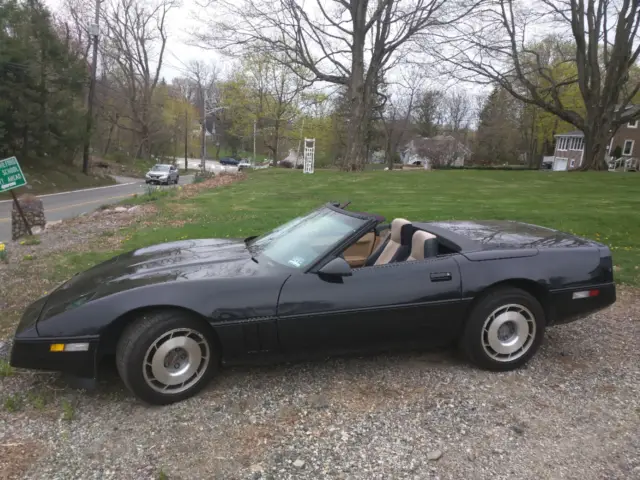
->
[552, 106, 640, 171]
[400, 135, 471, 168]
[368, 150, 386, 164]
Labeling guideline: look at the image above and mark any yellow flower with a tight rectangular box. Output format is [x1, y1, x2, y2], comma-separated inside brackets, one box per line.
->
[0, 243, 5, 252]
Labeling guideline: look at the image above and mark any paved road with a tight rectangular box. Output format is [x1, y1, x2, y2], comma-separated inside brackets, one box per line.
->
[176, 158, 239, 174]
[0, 175, 193, 242]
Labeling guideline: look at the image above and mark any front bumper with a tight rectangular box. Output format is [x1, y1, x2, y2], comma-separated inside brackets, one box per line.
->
[10, 336, 100, 379]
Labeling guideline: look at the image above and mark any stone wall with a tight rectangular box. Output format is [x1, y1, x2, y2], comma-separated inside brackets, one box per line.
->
[12, 194, 45, 240]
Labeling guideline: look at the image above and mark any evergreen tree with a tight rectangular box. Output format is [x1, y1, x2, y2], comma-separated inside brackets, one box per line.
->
[0, 0, 87, 164]
[474, 87, 521, 165]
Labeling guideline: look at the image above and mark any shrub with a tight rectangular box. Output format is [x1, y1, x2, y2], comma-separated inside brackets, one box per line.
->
[194, 170, 215, 184]
[279, 160, 294, 169]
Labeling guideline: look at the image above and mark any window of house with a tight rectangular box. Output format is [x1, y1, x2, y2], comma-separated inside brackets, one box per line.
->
[569, 159, 576, 169]
[557, 137, 566, 151]
[623, 139, 634, 156]
[628, 120, 638, 128]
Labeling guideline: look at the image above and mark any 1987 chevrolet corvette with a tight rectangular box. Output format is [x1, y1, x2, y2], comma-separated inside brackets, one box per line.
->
[10, 203, 616, 405]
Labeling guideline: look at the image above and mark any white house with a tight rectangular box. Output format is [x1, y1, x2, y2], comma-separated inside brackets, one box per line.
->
[552, 105, 640, 171]
[400, 135, 470, 168]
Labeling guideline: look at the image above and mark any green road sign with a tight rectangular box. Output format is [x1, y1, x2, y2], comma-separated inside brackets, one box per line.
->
[0, 156, 27, 192]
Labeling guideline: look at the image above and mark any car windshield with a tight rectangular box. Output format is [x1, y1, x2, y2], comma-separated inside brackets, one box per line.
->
[247, 207, 369, 269]
[151, 165, 170, 171]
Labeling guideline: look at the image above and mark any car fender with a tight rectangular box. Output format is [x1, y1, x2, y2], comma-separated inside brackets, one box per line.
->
[36, 278, 285, 338]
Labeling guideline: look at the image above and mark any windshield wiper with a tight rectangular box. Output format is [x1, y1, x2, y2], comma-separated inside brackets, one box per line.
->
[244, 235, 257, 244]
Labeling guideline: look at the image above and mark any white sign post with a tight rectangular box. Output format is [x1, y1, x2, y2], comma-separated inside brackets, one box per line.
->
[303, 138, 315, 174]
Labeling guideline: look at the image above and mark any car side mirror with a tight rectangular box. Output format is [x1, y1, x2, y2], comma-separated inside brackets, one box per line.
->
[318, 257, 352, 277]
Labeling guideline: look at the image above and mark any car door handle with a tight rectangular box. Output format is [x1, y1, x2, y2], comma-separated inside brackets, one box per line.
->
[430, 272, 452, 282]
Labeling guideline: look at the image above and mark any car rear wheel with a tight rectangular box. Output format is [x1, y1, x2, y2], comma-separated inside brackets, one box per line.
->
[460, 287, 545, 371]
[116, 310, 218, 405]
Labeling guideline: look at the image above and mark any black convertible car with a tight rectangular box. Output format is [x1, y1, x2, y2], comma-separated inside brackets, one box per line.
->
[10, 203, 616, 405]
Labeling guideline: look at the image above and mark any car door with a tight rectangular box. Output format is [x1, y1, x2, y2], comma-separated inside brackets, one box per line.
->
[276, 255, 465, 355]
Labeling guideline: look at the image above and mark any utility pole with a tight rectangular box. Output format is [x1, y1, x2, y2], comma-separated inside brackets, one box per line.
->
[184, 110, 188, 171]
[253, 119, 257, 163]
[82, 0, 101, 175]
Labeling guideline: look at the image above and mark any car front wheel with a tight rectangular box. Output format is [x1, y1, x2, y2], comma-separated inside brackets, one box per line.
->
[460, 287, 545, 371]
[116, 310, 218, 405]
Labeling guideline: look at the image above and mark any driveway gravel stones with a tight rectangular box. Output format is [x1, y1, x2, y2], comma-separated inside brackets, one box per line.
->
[1, 287, 638, 479]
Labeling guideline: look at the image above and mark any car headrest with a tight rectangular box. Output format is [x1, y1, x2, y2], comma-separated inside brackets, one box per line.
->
[410, 230, 438, 260]
[390, 218, 411, 243]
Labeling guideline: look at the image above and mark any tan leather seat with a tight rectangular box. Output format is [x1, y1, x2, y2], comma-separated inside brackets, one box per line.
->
[374, 218, 413, 265]
[407, 230, 439, 261]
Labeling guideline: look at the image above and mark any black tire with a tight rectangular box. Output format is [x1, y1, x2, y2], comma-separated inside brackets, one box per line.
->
[460, 287, 545, 371]
[116, 310, 218, 405]
[175, 176, 180, 184]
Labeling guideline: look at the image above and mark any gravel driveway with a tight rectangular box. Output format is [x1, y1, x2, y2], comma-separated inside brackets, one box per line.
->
[1, 287, 638, 480]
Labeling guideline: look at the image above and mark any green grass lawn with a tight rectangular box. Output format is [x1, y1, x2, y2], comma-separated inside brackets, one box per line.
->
[57, 169, 640, 285]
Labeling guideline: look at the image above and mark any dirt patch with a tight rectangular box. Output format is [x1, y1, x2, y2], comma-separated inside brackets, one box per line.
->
[175, 172, 246, 199]
[0, 441, 44, 480]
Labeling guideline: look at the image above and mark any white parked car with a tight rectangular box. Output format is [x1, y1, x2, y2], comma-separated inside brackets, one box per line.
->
[145, 164, 179, 185]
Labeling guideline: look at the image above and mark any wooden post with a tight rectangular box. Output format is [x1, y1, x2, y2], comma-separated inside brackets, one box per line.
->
[11, 190, 32, 236]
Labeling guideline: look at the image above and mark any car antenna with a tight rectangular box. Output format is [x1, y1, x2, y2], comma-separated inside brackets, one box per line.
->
[340, 201, 352, 209]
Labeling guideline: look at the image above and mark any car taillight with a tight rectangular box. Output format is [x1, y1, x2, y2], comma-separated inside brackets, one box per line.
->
[572, 290, 600, 299]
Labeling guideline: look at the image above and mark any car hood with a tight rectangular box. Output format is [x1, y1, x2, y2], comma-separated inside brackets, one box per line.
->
[39, 238, 259, 321]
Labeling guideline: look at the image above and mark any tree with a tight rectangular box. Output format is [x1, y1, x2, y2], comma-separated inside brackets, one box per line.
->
[379, 74, 422, 169]
[474, 87, 522, 164]
[242, 54, 306, 162]
[197, 0, 481, 171]
[415, 89, 443, 137]
[438, 0, 640, 170]
[216, 73, 256, 156]
[100, 0, 177, 159]
[443, 89, 472, 133]
[183, 60, 221, 160]
[0, 0, 88, 163]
